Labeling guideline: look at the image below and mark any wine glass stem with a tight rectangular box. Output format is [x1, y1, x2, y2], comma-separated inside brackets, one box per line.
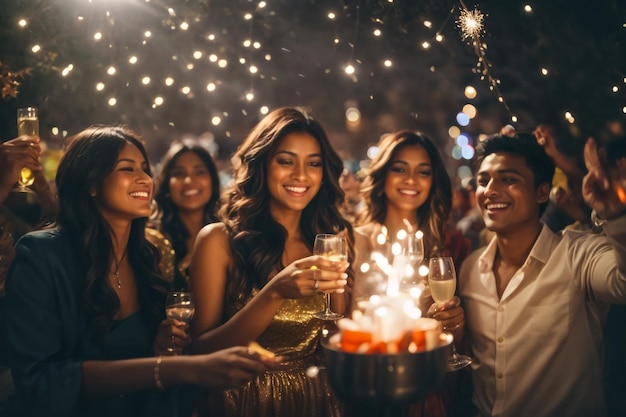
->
[450, 342, 459, 360]
[324, 293, 332, 314]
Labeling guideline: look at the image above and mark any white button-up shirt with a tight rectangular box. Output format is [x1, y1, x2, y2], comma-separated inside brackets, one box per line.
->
[459, 216, 626, 417]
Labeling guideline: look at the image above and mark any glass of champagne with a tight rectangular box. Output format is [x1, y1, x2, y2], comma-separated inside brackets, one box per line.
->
[428, 256, 472, 371]
[165, 291, 195, 353]
[312, 234, 347, 321]
[15, 107, 39, 191]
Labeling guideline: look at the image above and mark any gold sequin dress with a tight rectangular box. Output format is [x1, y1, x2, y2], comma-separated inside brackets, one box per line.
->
[214, 292, 343, 417]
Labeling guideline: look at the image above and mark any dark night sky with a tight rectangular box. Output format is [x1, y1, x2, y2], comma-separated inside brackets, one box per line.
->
[1, 0, 624, 179]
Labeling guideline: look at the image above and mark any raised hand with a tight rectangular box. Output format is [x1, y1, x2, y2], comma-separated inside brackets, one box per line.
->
[582, 137, 626, 220]
[0, 136, 42, 199]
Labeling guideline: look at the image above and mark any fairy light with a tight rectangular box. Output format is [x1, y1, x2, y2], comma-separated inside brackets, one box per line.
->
[541, 68, 548, 76]
[141, 76, 151, 85]
[108, 97, 117, 106]
[129, 56, 138, 64]
[61, 64, 74, 77]
[96, 82, 105, 91]
[94, 32, 102, 40]
[107, 66, 116, 75]
[18, 19, 27, 27]
[383, 59, 392, 67]
[373, 29, 382, 37]
[31, 44, 41, 53]
[206, 82, 216, 91]
[164, 77, 174, 86]
[345, 64, 355, 75]
[524, 5, 533, 13]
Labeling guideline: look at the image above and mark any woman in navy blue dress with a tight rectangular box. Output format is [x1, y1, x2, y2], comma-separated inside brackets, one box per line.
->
[4, 126, 278, 417]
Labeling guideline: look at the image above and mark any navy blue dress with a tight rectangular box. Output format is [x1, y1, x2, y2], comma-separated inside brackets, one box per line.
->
[4, 228, 171, 417]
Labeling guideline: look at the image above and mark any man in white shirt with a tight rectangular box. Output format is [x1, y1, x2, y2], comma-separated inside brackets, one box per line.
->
[459, 133, 626, 417]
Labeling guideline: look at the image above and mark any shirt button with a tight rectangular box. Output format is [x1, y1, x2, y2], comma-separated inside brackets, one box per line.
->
[497, 373, 503, 379]
[498, 306, 504, 312]
[497, 337, 504, 343]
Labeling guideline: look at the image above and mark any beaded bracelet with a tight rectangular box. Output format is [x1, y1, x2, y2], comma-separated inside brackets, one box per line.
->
[154, 356, 165, 391]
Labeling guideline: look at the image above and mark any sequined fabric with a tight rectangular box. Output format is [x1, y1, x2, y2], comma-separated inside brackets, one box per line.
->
[215, 293, 343, 417]
[144, 227, 175, 283]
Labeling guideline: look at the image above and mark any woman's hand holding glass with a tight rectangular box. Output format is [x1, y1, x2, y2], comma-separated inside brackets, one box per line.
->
[157, 291, 195, 355]
[0, 136, 41, 196]
[267, 253, 348, 301]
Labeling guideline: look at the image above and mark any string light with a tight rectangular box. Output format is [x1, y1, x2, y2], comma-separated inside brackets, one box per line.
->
[3, 0, 620, 153]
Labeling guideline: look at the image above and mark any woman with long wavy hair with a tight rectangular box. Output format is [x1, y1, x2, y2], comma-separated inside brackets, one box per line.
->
[4, 126, 278, 417]
[152, 141, 221, 289]
[190, 107, 353, 417]
[354, 130, 470, 417]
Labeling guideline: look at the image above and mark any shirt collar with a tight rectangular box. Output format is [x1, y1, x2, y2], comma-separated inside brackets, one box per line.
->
[477, 223, 557, 273]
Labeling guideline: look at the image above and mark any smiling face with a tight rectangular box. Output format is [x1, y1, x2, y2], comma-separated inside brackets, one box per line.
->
[167, 150, 213, 214]
[475, 152, 549, 235]
[383, 144, 433, 220]
[266, 132, 323, 215]
[93, 142, 153, 224]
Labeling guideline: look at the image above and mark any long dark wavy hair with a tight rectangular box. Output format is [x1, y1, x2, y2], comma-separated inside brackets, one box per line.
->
[56, 126, 170, 344]
[221, 106, 354, 303]
[153, 142, 221, 266]
[359, 130, 452, 256]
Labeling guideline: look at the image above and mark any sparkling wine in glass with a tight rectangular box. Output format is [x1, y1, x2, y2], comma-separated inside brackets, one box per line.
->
[428, 257, 472, 371]
[166, 291, 195, 322]
[165, 291, 195, 353]
[15, 107, 39, 191]
[312, 234, 347, 321]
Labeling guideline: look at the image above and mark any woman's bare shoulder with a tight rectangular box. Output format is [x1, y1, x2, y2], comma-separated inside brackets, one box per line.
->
[195, 222, 231, 256]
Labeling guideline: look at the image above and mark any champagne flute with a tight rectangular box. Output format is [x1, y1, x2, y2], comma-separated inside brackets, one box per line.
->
[428, 257, 472, 371]
[165, 291, 195, 353]
[312, 234, 347, 321]
[15, 107, 39, 191]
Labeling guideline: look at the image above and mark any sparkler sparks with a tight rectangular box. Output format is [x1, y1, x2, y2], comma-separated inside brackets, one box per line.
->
[458, 8, 484, 41]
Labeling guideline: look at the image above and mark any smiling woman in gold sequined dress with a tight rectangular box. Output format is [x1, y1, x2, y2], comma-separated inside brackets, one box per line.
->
[190, 107, 354, 417]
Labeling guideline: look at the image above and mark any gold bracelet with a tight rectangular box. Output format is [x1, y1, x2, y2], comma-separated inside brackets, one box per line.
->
[154, 356, 165, 391]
